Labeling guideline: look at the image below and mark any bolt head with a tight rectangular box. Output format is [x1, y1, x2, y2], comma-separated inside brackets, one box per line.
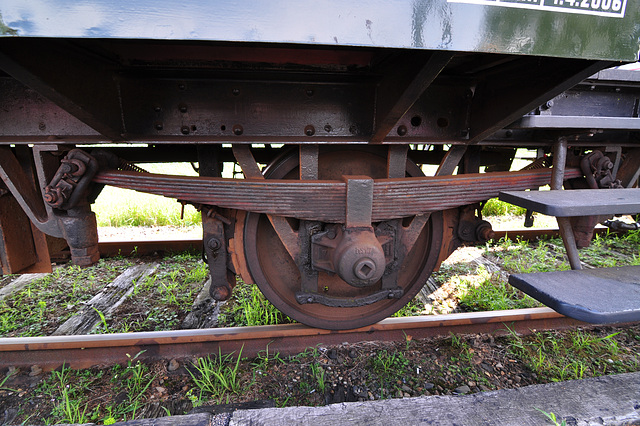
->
[207, 237, 221, 251]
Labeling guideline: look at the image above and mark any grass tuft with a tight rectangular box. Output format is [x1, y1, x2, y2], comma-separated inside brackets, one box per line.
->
[482, 198, 526, 217]
[92, 163, 202, 227]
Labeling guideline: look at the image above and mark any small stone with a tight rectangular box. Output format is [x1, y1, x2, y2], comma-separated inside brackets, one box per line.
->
[352, 385, 367, 398]
[403, 392, 411, 397]
[328, 349, 338, 359]
[401, 385, 412, 393]
[155, 386, 166, 394]
[396, 389, 403, 398]
[168, 359, 180, 372]
[495, 363, 504, 369]
[424, 382, 435, 390]
[467, 381, 476, 387]
[480, 363, 494, 373]
[29, 366, 42, 377]
[479, 385, 490, 392]
[454, 385, 470, 394]
[349, 349, 358, 358]
[514, 375, 522, 383]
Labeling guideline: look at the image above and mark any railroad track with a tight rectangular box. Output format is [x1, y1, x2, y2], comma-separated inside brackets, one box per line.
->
[95, 227, 605, 258]
[0, 308, 583, 371]
[0, 226, 622, 371]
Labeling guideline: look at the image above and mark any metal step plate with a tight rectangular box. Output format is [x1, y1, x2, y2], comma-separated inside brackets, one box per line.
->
[499, 188, 640, 217]
[509, 266, 640, 324]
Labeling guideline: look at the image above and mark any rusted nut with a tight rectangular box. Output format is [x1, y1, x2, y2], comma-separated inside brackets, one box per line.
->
[43, 188, 58, 205]
[44, 186, 65, 208]
[211, 286, 231, 301]
[178, 103, 188, 113]
[397, 125, 408, 136]
[233, 124, 244, 136]
[304, 125, 315, 136]
[207, 237, 221, 252]
[62, 159, 86, 177]
[181, 126, 190, 135]
[155, 122, 164, 131]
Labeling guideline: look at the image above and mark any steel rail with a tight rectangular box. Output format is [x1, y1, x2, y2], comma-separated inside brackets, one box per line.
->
[0, 308, 585, 371]
[96, 227, 616, 257]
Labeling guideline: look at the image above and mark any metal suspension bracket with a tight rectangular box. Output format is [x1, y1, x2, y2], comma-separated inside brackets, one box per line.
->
[44, 149, 99, 210]
[296, 175, 404, 307]
[202, 208, 235, 301]
[580, 150, 622, 189]
[43, 148, 101, 267]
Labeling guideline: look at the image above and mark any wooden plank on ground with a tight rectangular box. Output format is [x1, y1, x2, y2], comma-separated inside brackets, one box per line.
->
[52, 263, 158, 335]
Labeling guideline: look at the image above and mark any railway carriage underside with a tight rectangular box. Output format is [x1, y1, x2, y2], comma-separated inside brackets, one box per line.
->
[1, 37, 640, 329]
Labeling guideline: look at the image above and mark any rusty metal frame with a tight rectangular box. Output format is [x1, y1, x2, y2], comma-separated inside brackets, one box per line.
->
[468, 58, 614, 144]
[0, 39, 123, 141]
[371, 51, 453, 143]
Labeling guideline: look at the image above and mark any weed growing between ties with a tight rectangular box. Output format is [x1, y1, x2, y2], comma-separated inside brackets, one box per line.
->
[0, 259, 133, 337]
[107, 252, 209, 333]
[505, 327, 639, 382]
[456, 266, 541, 312]
[217, 280, 293, 327]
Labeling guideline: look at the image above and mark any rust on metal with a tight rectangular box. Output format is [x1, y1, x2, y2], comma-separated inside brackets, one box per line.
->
[0, 308, 587, 371]
[94, 226, 615, 259]
[93, 167, 583, 223]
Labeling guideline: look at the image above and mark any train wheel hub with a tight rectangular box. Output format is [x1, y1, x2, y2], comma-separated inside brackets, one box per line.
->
[312, 225, 388, 288]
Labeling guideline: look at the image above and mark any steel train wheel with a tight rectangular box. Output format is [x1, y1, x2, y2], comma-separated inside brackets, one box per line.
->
[235, 147, 444, 330]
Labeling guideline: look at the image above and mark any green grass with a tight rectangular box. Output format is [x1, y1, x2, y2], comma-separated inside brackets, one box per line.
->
[505, 327, 638, 383]
[218, 280, 293, 327]
[457, 266, 541, 311]
[34, 361, 154, 425]
[188, 348, 245, 402]
[482, 198, 526, 217]
[490, 237, 570, 274]
[108, 253, 207, 333]
[0, 260, 131, 337]
[93, 163, 201, 227]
